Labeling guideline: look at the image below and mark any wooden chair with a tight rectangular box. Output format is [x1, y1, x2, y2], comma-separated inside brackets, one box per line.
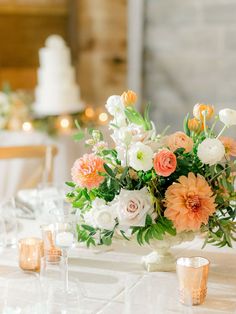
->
[0, 145, 58, 185]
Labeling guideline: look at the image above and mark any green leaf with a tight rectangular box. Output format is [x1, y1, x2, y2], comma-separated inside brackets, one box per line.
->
[101, 236, 112, 246]
[87, 237, 96, 247]
[81, 224, 96, 233]
[120, 167, 129, 182]
[145, 214, 152, 226]
[144, 104, 152, 130]
[103, 163, 115, 178]
[125, 107, 145, 127]
[183, 113, 190, 136]
[120, 230, 130, 241]
[137, 229, 144, 245]
[73, 131, 85, 141]
[65, 181, 76, 188]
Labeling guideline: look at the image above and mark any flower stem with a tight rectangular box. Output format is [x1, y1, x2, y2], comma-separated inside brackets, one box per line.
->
[217, 125, 227, 139]
[202, 111, 208, 138]
[209, 115, 219, 136]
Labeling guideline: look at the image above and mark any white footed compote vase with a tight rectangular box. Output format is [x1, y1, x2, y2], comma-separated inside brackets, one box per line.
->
[142, 231, 195, 272]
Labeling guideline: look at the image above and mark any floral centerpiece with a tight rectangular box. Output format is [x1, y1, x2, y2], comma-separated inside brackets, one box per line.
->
[67, 90, 236, 270]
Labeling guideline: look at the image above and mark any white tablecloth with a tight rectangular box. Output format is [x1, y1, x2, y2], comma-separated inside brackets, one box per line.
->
[0, 219, 235, 314]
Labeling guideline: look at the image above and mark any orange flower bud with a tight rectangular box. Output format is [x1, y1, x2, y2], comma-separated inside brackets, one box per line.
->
[121, 90, 137, 106]
[188, 117, 203, 133]
[193, 104, 214, 121]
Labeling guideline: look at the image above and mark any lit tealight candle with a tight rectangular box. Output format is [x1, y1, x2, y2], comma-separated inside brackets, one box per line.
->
[18, 237, 44, 272]
[22, 121, 33, 132]
[56, 115, 73, 133]
[55, 232, 74, 248]
[85, 106, 95, 119]
[99, 112, 108, 123]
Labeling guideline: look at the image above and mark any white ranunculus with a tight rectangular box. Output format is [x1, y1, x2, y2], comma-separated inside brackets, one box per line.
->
[128, 142, 154, 171]
[197, 138, 225, 166]
[114, 187, 152, 227]
[105, 95, 124, 116]
[219, 108, 236, 127]
[84, 198, 116, 230]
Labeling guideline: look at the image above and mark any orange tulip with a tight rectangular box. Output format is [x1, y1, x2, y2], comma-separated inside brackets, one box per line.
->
[121, 90, 137, 106]
[193, 103, 214, 121]
[188, 118, 203, 133]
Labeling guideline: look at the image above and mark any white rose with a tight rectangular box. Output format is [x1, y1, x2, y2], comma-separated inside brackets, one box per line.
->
[197, 138, 225, 166]
[115, 187, 152, 227]
[84, 198, 116, 230]
[128, 142, 154, 171]
[105, 95, 124, 116]
[219, 108, 236, 127]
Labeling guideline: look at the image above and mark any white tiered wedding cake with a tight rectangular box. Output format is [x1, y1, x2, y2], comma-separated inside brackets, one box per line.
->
[34, 35, 83, 116]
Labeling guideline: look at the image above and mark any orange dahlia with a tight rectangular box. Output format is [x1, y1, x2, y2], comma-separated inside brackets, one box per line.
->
[71, 154, 105, 189]
[164, 172, 216, 232]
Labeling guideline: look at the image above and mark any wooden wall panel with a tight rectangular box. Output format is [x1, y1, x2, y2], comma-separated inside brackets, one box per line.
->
[0, 1, 69, 89]
[0, 0, 128, 106]
[77, 0, 127, 107]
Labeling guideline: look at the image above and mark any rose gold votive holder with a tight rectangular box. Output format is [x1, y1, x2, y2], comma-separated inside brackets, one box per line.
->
[41, 224, 62, 261]
[176, 256, 210, 305]
[18, 237, 44, 272]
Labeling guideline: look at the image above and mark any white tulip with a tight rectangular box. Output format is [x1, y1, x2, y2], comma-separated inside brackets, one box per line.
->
[219, 108, 236, 127]
[197, 138, 225, 166]
[128, 142, 154, 171]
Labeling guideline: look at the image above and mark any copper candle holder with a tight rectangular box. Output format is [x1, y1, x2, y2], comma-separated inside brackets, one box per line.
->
[18, 237, 44, 272]
[176, 256, 210, 305]
[41, 224, 61, 260]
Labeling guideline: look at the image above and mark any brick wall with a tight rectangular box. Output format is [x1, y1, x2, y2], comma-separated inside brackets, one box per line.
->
[143, 0, 236, 133]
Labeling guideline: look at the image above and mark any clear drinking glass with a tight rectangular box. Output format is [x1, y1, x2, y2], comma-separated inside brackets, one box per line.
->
[46, 281, 80, 314]
[40, 255, 65, 288]
[0, 217, 6, 251]
[0, 198, 18, 247]
[40, 255, 80, 313]
[0, 271, 43, 313]
[53, 221, 76, 293]
[36, 183, 66, 221]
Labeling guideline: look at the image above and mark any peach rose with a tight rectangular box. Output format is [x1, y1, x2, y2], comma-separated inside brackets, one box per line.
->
[219, 136, 236, 157]
[154, 149, 177, 177]
[121, 90, 137, 106]
[165, 131, 193, 153]
[71, 154, 105, 189]
[193, 103, 214, 121]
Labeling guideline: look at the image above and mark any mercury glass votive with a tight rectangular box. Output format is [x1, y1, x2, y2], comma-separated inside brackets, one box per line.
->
[18, 237, 44, 272]
[176, 256, 210, 306]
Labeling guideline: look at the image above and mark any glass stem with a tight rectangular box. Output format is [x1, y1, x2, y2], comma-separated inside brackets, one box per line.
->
[63, 248, 69, 292]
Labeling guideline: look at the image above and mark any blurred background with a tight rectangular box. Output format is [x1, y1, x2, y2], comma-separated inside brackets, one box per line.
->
[1, 0, 236, 128]
[0, 0, 235, 198]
